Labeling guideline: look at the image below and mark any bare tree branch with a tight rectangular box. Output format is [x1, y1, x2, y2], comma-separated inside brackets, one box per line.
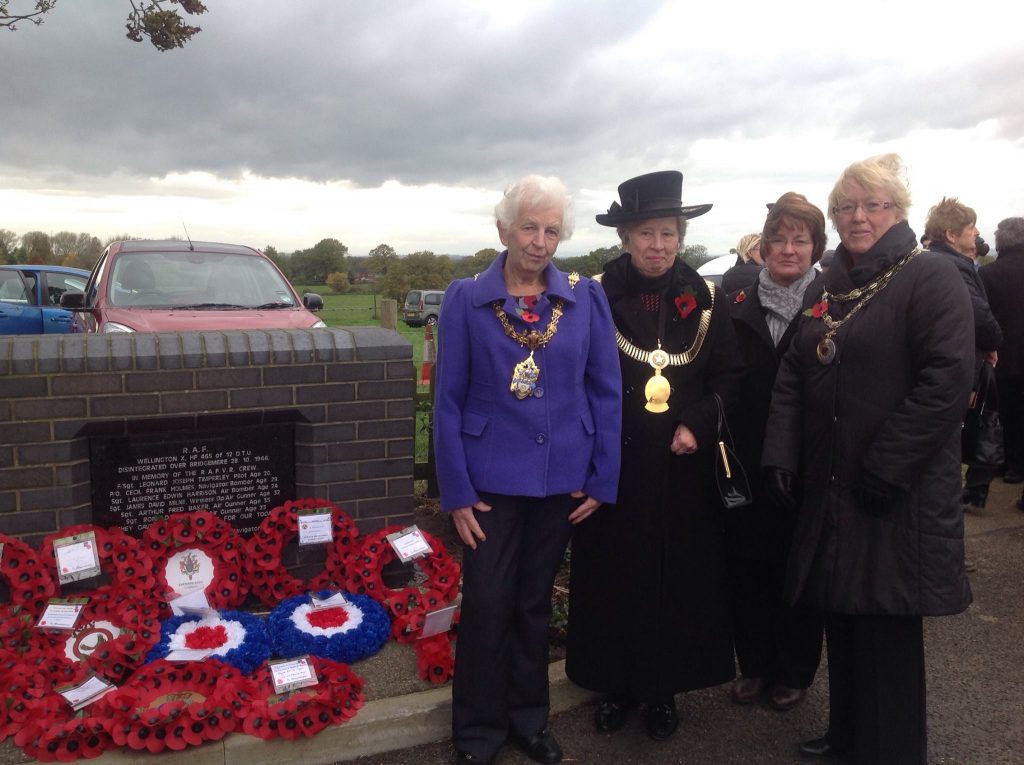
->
[0, 0, 59, 30]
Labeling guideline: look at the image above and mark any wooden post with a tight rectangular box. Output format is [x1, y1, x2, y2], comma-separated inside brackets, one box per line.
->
[380, 299, 397, 330]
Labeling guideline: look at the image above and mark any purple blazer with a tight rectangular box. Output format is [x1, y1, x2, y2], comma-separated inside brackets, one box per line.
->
[434, 252, 622, 512]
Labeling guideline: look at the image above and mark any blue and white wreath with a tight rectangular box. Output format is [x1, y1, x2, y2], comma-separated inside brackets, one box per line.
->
[145, 609, 271, 674]
[268, 590, 390, 664]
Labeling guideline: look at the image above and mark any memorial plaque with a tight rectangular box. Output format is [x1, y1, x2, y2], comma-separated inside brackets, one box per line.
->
[90, 424, 295, 536]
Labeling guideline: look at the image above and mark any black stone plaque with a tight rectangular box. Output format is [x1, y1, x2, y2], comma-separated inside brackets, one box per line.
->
[90, 424, 295, 537]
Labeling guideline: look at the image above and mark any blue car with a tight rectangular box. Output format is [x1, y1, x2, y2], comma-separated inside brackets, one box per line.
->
[0, 264, 91, 334]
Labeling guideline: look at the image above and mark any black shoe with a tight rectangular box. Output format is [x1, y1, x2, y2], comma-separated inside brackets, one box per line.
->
[798, 736, 847, 758]
[595, 693, 635, 733]
[510, 729, 563, 765]
[454, 751, 494, 764]
[645, 699, 679, 741]
[1003, 471, 1023, 484]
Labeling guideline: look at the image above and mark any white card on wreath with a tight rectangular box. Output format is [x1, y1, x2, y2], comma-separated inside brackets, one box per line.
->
[169, 589, 216, 617]
[58, 675, 116, 711]
[165, 647, 215, 662]
[298, 511, 333, 546]
[269, 656, 318, 694]
[164, 547, 215, 597]
[386, 525, 432, 562]
[53, 532, 102, 585]
[310, 591, 348, 609]
[37, 599, 88, 632]
[420, 605, 457, 638]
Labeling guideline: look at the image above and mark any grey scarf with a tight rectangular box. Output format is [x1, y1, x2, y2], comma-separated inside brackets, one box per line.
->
[757, 267, 817, 345]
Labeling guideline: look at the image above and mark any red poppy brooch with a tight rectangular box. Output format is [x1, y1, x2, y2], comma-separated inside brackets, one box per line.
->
[674, 287, 698, 319]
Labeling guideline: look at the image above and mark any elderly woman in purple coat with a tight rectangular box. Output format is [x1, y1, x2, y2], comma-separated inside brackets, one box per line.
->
[434, 174, 622, 765]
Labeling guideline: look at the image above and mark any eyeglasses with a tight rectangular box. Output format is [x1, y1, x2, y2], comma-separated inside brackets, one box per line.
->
[832, 200, 896, 217]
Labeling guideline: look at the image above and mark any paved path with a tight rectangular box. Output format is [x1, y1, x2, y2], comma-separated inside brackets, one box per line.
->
[347, 478, 1024, 765]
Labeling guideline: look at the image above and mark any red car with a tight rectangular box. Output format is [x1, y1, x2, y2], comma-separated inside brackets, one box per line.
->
[61, 240, 326, 333]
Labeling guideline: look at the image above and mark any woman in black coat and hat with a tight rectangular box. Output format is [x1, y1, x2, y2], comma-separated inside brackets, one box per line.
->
[725, 192, 825, 712]
[762, 154, 974, 764]
[566, 171, 742, 741]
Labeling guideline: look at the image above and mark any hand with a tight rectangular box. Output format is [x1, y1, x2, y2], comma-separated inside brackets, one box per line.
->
[764, 467, 798, 512]
[670, 424, 698, 456]
[985, 350, 998, 367]
[852, 471, 899, 517]
[451, 500, 492, 549]
[568, 491, 601, 524]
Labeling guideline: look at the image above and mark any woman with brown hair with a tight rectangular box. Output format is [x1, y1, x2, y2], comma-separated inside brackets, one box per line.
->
[725, 192, 826, 712]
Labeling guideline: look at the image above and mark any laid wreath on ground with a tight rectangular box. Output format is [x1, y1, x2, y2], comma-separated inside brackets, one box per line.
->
[146, 610, 271, 675]
[349, 526, 461, 684]
[0, 604, 37, 651]
[242, 656, 366, 741]
[0, 531, 57, 615]
[142, 510, 249, 610]
[99, 658, 257, 753]
[25, 590, 161, 683]
[11, 660, 114, 763]
[245, 498, 362, 606]
[267, 590, 390, 665]
[40, 524, 155, 608]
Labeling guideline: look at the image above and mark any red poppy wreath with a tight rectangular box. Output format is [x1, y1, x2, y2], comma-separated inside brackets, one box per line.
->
[245, 498, 362, 606]
[99, 658, 258, 753]
[142, 511, 249, 610]
[25, 591, 161, 683]
[0, 531, 57, 615]
[242, 656, 365, 741]
[11, 661, 114, 763]
[40, 524, 155, 609]
[349, 526, 461, 685]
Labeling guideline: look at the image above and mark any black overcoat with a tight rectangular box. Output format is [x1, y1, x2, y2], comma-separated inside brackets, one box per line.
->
[980, 244, 1024, 378]
[725, 275, 821, 560]
[763, 222, 974, 616]
[566, 254, 742, 698]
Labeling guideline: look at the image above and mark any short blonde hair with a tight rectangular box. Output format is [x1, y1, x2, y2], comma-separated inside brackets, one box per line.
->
[734, 233, 761, 263]
[827, 153, 911, 228]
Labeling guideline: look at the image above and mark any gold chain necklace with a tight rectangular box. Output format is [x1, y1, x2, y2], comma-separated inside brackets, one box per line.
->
[815, 247, 919, 364]
[602, 277, 716, 413]
[493, 299, 565, 399]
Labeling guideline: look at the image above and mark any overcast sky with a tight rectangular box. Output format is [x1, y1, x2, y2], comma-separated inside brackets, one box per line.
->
[2, 0, 1023, 258]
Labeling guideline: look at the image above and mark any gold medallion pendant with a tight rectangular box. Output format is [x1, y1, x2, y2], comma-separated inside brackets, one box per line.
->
[510, 351, 540, 400]
[645, 347, 671, 412]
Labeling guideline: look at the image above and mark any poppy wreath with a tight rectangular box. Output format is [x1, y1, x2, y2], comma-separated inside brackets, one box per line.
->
[384, 586, 461, 684]
[146, 609, 272, 675]
[40, 524, 155, 608]
[0, 649, 81, 744]
[414, 629, 458, 685]
[0, 604, 37, 651]
[12, 661, 114, 762]
[349, 526, 460, 607]
[0, 531, 57, 615]
[241, 656, 366, 741]
[245, 498, 362, 607]
[25, 591, 161, 683]
[142, 510, 249, 610]
[99, 658, 257, 753]
[267, 590, 390, 664]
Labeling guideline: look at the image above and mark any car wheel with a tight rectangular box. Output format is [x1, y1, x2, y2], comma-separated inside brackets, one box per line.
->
[425, 315, 438, 326]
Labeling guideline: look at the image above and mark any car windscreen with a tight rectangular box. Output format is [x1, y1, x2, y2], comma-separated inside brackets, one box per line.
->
[109, 252, 298, 309]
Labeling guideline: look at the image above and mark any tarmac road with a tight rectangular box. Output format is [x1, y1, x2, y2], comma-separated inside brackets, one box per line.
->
[346, 478, 1024, 765]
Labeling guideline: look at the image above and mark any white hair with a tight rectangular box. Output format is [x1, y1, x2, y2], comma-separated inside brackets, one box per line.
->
[494, 174, 575, 240]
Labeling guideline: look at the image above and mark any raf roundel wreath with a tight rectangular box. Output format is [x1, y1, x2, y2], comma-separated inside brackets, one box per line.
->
[146, 610, 272, 675]
[245, 498, 362, 606]
[267, 590, 390, 664]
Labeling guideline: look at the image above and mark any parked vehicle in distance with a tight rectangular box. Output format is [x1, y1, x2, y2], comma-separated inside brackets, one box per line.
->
[0, 264, 91, 334]
[695, 254, 735, 287]
[402, 289, 445, 327]
[61, 240, 326, 333]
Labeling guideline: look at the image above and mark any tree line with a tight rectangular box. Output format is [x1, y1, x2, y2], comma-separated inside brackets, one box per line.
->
[0, 228, 712, 301]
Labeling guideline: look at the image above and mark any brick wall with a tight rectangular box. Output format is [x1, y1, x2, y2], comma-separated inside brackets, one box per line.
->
[0, 328, 416, 546]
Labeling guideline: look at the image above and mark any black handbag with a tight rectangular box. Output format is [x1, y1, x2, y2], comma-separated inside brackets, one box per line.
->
[713, 393, 753, 508]
[962, 361, 1004, 466]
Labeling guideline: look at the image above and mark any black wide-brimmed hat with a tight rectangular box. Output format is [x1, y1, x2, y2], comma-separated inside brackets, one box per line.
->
[595, 170, 712, 226]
